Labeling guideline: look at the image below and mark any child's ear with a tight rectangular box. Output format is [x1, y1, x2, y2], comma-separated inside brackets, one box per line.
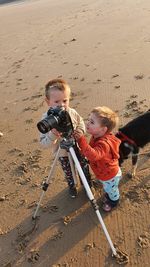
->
[103, 126, 108, 134]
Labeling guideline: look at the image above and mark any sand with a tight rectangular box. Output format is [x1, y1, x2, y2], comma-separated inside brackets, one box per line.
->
[0, 0, 150, 266]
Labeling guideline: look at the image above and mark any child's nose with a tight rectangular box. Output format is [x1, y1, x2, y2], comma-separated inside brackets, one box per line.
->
[58, 102, 63, 107]
[61, 102, 66, 107]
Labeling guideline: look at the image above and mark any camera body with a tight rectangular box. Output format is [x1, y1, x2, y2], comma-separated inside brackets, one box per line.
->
[37, 106, 73, 138]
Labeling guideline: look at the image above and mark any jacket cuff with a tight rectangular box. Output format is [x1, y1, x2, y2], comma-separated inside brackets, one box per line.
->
[78, 135, 88, 149]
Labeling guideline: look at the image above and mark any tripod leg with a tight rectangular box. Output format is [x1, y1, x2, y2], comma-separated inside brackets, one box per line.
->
[32, 147, 61, 219]
[67, 152, 78, 185]
[69, 146, 117, 256]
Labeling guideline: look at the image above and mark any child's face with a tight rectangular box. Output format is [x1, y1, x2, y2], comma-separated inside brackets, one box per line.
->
[45, 89, 70, 109]
[86, 112, 108, 138]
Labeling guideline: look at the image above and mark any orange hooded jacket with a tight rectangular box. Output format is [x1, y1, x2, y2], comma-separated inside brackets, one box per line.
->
[77, 133, 121, 181]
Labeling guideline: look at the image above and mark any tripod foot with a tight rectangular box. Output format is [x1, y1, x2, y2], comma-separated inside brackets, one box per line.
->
[112, 246, 129, 265]
[32, 215, 40, 222]
[32, 215, 36, 220]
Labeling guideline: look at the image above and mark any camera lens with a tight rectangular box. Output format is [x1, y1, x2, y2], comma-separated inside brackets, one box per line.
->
[37, 115, 59, 134]
[37, 120, 51, 134]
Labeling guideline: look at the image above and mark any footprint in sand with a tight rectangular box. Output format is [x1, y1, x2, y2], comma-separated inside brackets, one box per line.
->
[70, 38, 76, 42]
[125, 189, 141, 203]
[8, 147, 22, 154]
[137, 234, 150, 248]
[0, 196, 6, 202]
[84, 242, 96, 253]
[17, 240, 28, 254]
[92, 79, 101, 84]
[22, 97, 29, 102]
[130, 94, 138, 98]
[112, 74, 119, 78]
[0, 228, 8, 235]
[30, 93, 43, 100]
[15, 162, 28, 176]
[28, 106, 39, 112]
[124, 96, 148, 117]
[42, 204, 59, 213]
[63, 215, 72, 225]
[51, 231, 63, 241]
[134, 74, 144, 80]
[25, 119, 34, 124]
[16, 82, 22, 86]
[0, 131, 4, 137]
[27, 249, 40, 263]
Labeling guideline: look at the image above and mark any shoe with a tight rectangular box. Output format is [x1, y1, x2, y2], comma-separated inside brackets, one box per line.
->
[69, 186, 77, 198]
[102, 201, 112, 212]
[102, 198, 119, 212]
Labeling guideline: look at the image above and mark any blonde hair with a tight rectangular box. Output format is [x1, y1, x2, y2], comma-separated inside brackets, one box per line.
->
[91, 106, 119, 132]
[45, 78, 71, 99]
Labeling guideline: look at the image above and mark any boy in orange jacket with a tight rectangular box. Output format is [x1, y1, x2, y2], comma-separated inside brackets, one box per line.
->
[74, 106, 122, 211]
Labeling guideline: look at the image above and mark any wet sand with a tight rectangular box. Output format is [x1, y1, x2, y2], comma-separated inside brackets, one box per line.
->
[0, 0, 150, 266]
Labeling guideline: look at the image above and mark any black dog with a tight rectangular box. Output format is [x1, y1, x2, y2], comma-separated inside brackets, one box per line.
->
[116, 110, 150, 177]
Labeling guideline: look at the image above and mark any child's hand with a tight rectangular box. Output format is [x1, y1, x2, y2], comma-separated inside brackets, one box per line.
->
[73, 130, 83, 140]
[51, 128, 62, 137]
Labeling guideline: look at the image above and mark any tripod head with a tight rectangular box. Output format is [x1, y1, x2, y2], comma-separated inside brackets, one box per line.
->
[60, 137, 76, 151]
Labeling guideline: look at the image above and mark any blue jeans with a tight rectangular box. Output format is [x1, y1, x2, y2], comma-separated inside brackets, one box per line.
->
[99, 168, 122, 201]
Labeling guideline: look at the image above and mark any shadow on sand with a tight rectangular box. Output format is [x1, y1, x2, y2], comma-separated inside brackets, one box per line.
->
[1, 152, 150, 266]
[1, 169, 150, 266]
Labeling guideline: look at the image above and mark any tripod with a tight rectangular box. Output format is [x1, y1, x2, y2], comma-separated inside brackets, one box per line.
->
[32, 136, 117, 256]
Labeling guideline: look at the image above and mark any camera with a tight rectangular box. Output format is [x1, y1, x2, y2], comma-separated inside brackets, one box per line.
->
[37, 106, 73, 137]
